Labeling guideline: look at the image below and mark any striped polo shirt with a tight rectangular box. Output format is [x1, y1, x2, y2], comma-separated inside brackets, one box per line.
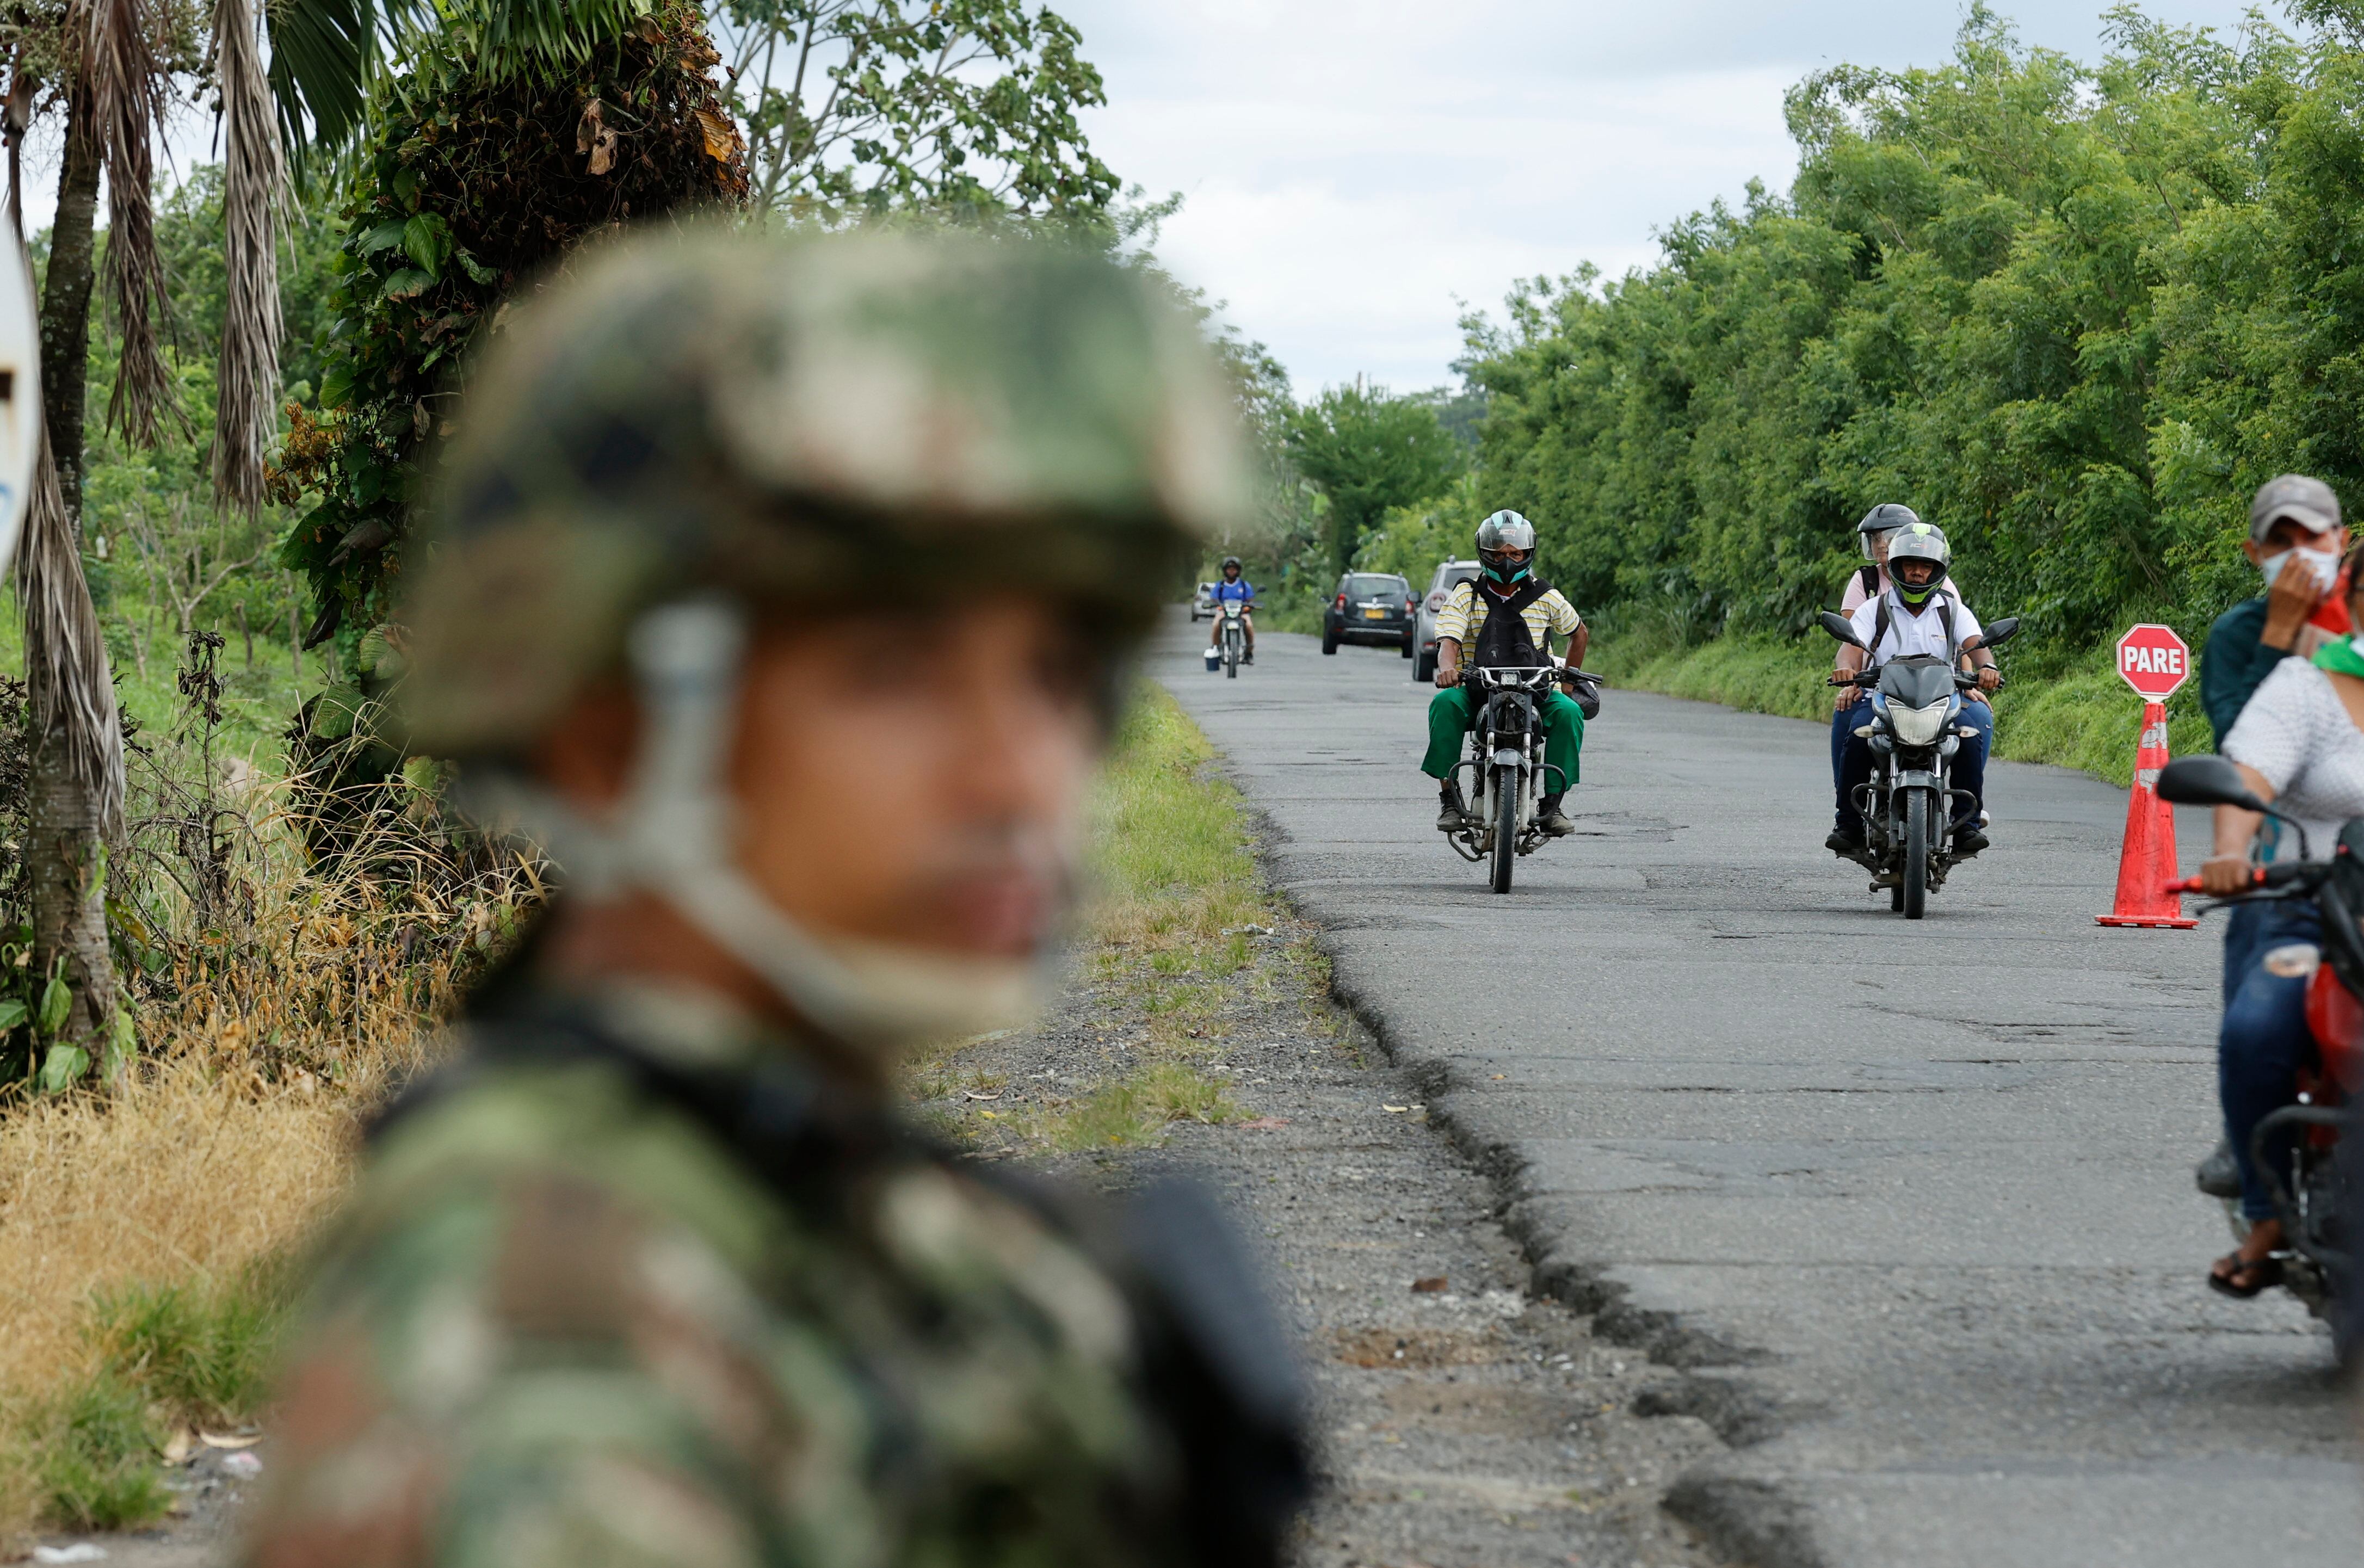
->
[1434, 579, 1582, 660]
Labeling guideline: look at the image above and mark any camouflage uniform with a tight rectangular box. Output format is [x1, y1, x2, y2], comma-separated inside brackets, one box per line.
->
[242, 232, 1303, 1568]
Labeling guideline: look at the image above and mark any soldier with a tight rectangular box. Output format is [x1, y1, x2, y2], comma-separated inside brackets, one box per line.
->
[241, 230, 1308, 1568]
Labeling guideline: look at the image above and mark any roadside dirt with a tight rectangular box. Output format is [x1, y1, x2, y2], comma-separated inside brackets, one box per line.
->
[928, 913, 1731, 1568]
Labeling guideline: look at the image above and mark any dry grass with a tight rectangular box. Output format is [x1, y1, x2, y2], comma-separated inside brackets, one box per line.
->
[0, 682, 1261, 1533]
[0, 764, 535, 1538]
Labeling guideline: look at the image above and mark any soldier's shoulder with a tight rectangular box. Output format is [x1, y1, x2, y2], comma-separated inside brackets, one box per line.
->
[349, 1049, 793, 1289]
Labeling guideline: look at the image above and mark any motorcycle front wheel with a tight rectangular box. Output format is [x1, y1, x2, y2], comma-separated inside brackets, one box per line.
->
[1490, 766, 1517, 894]
[1903, 790, 1929, 919]
[1224, 626, 1240, 678]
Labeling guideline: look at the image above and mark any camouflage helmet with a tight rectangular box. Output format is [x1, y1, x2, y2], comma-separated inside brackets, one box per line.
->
[400, 226, 1243, 758]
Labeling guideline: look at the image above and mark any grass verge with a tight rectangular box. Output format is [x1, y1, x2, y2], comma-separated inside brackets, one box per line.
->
[1588, 630, 2214, 787]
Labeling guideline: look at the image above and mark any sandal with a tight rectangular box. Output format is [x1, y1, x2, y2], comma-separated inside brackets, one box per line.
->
[2208, 1250, 2285, 1299]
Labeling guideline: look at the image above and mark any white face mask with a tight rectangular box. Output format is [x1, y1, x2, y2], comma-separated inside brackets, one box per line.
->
[2262, 541, 2340, 591]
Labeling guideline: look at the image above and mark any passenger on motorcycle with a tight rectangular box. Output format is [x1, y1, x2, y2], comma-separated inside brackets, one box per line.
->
[1826, 522, 2002, 859]
[1424, 511, 1588, 836]
[2198, 538, 2364, 1297]
[1209, 555, 1256, 663]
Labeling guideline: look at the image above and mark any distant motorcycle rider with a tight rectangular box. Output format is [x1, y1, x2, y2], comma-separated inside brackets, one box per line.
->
[1209, 554, 1256, 663]
[1423, 511, 1588, 836]
[1829, 522, 2002, 857]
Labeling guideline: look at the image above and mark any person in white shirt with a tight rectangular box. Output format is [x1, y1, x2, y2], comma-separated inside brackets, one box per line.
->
[1826, 522, 2002, 857]
[1831, 504, 1986, 825]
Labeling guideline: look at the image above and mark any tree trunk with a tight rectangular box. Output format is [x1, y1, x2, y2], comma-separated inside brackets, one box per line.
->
[40, 81, 100, 526]
[29, 716, 114, 1046]
[22, 81, 119, 1068]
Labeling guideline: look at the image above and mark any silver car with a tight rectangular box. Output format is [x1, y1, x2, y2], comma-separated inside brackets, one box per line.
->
[1189, 581, 1218, 621]
[1412, 559, 1482, 682]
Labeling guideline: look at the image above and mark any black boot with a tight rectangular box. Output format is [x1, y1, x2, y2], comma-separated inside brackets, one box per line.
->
[1826, 825, 1865, 857]
[1435, 783, 1469, 832]
[1536, 792, 1574, 836]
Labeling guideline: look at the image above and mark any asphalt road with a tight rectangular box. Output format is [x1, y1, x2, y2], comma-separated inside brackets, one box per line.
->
[1156, 618, 2362, 1568]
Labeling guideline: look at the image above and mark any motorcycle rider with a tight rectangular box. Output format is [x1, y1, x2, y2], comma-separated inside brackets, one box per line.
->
[1423, 510, 1588, 836]
[1828, 522, 2002, 857]
[1209, 554, 1256, 663]
[1832, 504, 1989, 842]
[2197, 538, 2364, 1295]
[2193, 475, 2354, 1200]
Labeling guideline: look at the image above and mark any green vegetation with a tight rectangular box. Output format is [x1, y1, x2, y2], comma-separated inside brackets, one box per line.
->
[14, 1264, 291, 1531]
[1457, 9, 2364, 705]
[1213, 8, 2364, 776]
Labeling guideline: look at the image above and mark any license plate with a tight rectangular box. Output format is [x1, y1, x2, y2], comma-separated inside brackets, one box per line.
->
[1362, 607, 1387, 619]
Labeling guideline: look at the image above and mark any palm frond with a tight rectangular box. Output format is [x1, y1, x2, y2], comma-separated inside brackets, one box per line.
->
[213, 0, 286, 512]
[423, 0, 658, 84]
[90, 0, 181, 447]
[16, 439, 125, 837]
[262, 0, 372, 171]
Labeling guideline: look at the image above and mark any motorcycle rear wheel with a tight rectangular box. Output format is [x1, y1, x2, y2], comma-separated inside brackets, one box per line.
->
[1490, 767, 1517, 894]
[1903, 791, 1929, 919]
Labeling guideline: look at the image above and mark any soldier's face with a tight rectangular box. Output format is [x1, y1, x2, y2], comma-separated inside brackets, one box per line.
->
[725, 598, 1098, 960]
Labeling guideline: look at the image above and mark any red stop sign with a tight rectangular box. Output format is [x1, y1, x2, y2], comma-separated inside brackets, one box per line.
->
[2115, 623, 2192, 700]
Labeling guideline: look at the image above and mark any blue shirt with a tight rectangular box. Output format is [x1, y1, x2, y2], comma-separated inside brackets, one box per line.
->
[2201, 596, 2293, 749]
[1212, 578, 1255, 603]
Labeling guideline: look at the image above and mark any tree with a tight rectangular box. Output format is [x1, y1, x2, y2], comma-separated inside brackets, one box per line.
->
[712, 0, 1116, 220]
[1283, 379, 1466, 574]
[0, 0, 651, 1069]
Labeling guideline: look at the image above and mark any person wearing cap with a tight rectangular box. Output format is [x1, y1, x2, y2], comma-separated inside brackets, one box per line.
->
[237, 229, 1307, 1568]
[2194, 535, 2364, 1295]
[1830, 503, 1989, 848]
[2201, 474, 2354, 756]
[2189, 476, 2356, 1203]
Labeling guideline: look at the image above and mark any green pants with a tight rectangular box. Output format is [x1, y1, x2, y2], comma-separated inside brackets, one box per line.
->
[1423, 685, 1583, 789]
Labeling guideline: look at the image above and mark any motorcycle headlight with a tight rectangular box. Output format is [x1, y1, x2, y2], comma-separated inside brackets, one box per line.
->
[1888, 700, 1952, 746]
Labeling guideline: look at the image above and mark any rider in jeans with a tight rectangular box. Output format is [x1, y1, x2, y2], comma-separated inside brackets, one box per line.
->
[1828, 523, 2002, 857]
[1209, 555, 1256, 663]
[1423, 511, 1588, 835]
[2199, 539, 2364, 1295]
[1832, 504, 1988, 823]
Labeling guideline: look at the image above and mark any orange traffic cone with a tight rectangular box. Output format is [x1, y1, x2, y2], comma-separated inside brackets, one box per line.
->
[2096, 699, 2198, 928]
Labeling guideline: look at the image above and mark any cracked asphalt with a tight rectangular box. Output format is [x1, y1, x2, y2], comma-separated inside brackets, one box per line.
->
[1155, 616, 2362, 1567]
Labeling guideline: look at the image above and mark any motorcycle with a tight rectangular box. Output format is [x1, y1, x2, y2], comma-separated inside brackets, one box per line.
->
[1817, 611, 2021, 918]
[1444, 664, 1602, 894]
[1213, 600, 1248, 679]
[2158, 754, 2359, 1347]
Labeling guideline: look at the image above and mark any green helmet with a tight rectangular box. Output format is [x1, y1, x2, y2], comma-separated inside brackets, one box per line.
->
[1887, 521, 1952, 608]
[400, 226, 1242, 758]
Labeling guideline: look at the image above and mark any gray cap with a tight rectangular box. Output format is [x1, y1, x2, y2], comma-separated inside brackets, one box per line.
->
[2250, 474, 2343, 542]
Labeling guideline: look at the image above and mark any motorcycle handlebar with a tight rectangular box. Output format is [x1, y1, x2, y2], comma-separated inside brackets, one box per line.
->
[2164, 861, 2325, 896]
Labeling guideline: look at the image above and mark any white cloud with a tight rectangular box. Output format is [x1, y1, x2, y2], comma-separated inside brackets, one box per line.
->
[1063, 0, 2277, 395]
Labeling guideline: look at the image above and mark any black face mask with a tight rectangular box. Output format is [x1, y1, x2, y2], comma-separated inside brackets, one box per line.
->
[1482, 553, 1530, 586]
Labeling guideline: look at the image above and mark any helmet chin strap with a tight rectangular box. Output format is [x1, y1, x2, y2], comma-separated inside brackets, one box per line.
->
[464, 598, 1045, 1052]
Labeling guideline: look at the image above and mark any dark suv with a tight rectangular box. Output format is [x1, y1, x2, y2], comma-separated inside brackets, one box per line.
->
[1322, 572, 1416, 657]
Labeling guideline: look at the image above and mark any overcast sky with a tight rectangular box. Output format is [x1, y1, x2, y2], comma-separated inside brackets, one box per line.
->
[1058, 0, 2279, 398]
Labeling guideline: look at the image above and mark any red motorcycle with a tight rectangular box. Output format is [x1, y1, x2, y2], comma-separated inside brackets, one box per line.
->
[2159, 755, 2361, 1343]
